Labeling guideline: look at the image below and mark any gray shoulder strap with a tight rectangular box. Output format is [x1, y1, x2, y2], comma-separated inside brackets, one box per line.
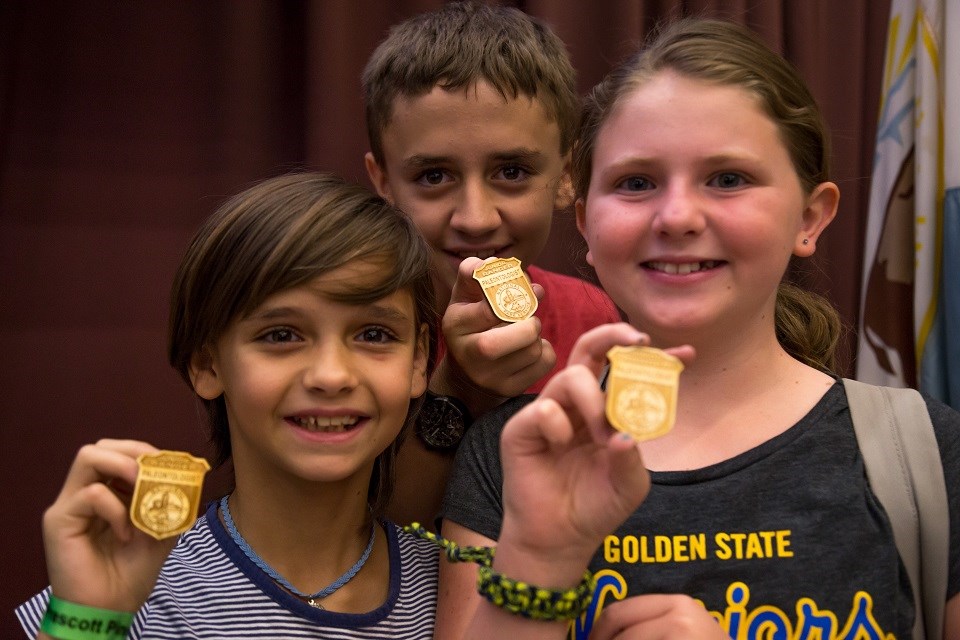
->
[842, 378, 948, 640]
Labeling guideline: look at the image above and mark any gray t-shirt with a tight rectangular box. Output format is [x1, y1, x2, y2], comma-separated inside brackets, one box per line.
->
[440, 381, 960, 639]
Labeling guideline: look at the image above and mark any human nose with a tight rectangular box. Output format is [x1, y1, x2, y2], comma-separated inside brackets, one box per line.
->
[301, 341, 357, 393]
[651, 181, 706, 237]
[449, 178, 501, 236]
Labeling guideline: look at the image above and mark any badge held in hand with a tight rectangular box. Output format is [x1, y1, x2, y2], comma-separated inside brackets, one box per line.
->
[472, 257, 538, 322]
[605, 346, 683, 441]
[130, 450, 210, 540]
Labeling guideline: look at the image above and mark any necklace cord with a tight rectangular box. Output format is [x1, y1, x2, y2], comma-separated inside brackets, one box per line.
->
[220, 495, 376, 602]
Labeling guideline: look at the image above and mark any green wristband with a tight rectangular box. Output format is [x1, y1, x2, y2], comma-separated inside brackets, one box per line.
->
[40, 595, 134, 640]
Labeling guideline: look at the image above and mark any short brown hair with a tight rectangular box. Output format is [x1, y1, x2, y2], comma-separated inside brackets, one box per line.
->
[168, 173, 437, 515]
[363, 1, 578, 162]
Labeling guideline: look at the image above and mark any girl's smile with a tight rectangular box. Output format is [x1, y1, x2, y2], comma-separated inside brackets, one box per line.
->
[644, 259, 723, 276]
[578, 70, 834, 347]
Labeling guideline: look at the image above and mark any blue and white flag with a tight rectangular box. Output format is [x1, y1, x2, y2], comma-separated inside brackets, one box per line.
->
[857, 0, 959, 409]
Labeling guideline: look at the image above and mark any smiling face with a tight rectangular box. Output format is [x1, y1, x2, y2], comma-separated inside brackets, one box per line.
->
[577, 71, 834, 346]
[190, 259, 428, 489]
[366, 81, 569, 305]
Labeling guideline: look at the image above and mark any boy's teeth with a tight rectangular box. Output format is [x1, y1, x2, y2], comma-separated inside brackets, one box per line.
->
[293, 416, 359, 433]
[458, 249, 497, 260]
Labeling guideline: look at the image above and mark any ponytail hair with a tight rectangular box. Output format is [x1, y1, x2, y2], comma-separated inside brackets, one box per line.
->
[775, 282, 842, 375]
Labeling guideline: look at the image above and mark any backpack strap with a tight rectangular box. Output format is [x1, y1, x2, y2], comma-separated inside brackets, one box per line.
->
[842, 378, 948, 640]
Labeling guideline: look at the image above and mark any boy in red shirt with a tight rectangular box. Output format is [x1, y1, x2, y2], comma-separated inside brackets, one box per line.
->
[362, 1, 620, 524]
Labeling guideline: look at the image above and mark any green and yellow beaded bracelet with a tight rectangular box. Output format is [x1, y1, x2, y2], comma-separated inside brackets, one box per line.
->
[404, 522, 594, 621]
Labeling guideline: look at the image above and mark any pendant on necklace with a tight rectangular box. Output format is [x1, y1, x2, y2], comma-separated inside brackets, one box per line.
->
[306, 598, 324, 610]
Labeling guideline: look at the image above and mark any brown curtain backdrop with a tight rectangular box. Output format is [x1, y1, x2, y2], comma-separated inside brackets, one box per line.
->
[0, 0, 889, 629]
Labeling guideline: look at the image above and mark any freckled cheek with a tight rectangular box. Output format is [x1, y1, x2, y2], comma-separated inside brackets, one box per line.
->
[585, 216, 640, 264]
[727, 223, 791, 260]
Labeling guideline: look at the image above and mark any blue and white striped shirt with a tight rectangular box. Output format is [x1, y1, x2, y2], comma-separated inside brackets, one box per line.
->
[16, 501, 439, 639]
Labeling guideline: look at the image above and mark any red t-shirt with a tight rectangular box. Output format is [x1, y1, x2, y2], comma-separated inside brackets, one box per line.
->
[525, 266, 621, 392]
[436, 266, 621, 394]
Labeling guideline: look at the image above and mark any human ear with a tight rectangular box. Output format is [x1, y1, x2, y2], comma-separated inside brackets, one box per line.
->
[575, 197, 595, 267]
[189, 347, 224, 401]
[554, 174, 575, 211]
[364, 152, 395, 204]
[794, 181, 839, 257]
[553, 155, 574, 210]
[410, 323, 429, 398]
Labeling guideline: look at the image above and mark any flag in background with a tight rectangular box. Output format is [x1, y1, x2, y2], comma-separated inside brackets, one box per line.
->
[857, 0, 959, 410]
[925, 0, 960, 409]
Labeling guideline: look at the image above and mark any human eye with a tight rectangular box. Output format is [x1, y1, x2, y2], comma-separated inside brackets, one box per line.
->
[356, 325, 399, 345]
[256, 327, 302, 344]
[415, 168, 452, 187]
[617, 175, 653, 192]
[494, 164, 533, 183]
[708, 172, 748, 189]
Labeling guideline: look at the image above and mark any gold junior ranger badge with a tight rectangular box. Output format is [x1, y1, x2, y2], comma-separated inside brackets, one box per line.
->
[605, 346, 684, 441]
[130, 450, 210, 540]
[472, 257, 538, 322]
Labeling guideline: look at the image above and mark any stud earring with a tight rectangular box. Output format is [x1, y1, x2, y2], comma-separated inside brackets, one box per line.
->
[802, 238, 809, 245]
